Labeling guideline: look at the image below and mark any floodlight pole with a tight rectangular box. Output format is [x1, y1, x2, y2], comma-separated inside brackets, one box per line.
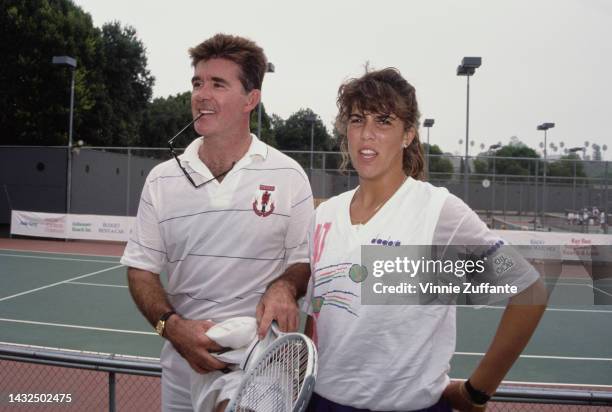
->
[52, 56, 77, 216]
[537, 122, 555, 226]
[457, 57, 481, 204]
[424, 118, 435, 179]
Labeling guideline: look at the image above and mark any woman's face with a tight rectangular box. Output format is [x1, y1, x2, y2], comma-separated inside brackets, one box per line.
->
[346, 110, 413, 182]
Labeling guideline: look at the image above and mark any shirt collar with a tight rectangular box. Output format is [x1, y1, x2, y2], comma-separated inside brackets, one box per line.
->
[180, 133, 268, 171]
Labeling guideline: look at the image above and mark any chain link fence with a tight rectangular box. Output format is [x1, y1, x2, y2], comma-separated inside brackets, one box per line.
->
[1, 343, 611, 411]
[1, 146, 610, 232]
[0, 344, 160, 411]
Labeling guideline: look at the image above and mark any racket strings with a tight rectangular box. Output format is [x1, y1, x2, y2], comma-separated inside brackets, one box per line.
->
[234, 338, 309, 412]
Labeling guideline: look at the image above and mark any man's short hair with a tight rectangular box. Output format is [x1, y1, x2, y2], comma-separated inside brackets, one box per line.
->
[189, 33, 267, 92]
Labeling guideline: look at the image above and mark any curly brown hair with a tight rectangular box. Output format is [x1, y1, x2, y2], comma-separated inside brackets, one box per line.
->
[189, 33, 267, 92]
[335, 67, 424, 180]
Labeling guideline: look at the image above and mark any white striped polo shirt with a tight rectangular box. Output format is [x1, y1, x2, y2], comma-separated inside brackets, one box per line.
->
[122, 133, 313, 336]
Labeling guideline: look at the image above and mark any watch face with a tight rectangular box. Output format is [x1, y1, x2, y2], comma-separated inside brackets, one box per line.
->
[156, 320, 164, 335]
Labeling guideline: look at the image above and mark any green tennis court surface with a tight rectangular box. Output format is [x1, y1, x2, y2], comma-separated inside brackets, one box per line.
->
[1, 247, 611, 387]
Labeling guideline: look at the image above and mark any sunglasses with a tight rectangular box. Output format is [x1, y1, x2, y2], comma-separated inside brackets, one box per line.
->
[167, 113, 235, 188]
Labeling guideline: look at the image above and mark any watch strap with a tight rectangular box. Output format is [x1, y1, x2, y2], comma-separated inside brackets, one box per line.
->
[160, 310, 176, 322]
[463, 379, 491, 406]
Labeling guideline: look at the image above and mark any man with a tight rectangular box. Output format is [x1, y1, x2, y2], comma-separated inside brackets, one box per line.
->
[121, 33, 312, 411]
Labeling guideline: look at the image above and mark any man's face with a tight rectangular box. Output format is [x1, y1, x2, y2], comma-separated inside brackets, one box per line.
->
[190, 58, 259, 138]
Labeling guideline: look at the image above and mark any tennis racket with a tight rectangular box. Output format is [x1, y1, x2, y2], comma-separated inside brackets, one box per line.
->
[226, 323, 317, 412]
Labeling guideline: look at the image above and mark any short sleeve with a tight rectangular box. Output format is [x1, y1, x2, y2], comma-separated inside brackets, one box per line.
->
[433, 195, 540, 305]
[283, 174, 314, 267]
[120, 175, 167, 274]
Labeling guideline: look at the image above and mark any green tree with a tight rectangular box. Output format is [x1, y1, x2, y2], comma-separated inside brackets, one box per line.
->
[139, 91, 195, 148]
[0, 1, 154, 146]
[249, 103, 277, 147]
[493, 143, 540, 176]
[424, 143, 454, 181]
[274, 109, 331, 151]
[548, 153, 586, 177]
[95, 21, 154, 146]
[1, 0, 101, 145]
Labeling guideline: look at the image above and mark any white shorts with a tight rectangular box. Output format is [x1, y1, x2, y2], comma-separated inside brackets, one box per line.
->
[190, 368, 243, 412]
[161, 352, 243, 412]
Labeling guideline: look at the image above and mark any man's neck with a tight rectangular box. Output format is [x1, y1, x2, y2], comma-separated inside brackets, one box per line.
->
[198, 130, 252, 177]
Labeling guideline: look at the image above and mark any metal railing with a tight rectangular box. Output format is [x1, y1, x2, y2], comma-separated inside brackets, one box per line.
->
[0, 343, 160, 411]
[1, 343, 611, 411]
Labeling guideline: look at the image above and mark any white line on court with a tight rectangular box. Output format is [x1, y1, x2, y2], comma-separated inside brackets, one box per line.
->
[0, 264, 124, 302]
[67, 281, 128, 289]
[0, 252, 120, 264]
[0, 247, 122, 259]
[0, 318, 156, 336]
[461, 305, 612, 314]
[455, 351, 612, 362]
[555, 282, 612, 298]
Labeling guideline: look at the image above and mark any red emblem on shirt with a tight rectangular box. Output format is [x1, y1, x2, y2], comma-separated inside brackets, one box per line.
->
[253, 185, 276, 217]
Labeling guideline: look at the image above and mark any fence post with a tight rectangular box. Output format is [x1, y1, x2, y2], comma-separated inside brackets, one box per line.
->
[126, 148, 131, 216]
[605, 161, 609, 234]
[503, 175, 508, 220]
[573, 159, 577, 210]
[534, 160, 539, 230]
[322, 153, 327, 199]
[109, 371, 116, 412]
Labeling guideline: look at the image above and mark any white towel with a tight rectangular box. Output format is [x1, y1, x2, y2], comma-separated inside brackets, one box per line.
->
[205, 317, 258, 349]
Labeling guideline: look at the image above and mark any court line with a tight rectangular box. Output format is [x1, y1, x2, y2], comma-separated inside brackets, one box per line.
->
[0, 318, 155, 336]
[0, 264, 124, 302]
[455, 351, 612, 362]
[0, 247, 122, 258]
[461, 306, 612, 314]
[67, 281, 128, 288]
[554, 282, 612, 298]
[0, 252, 120, 264]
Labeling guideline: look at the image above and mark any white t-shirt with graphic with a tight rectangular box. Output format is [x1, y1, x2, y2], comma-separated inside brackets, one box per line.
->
[304, 177, 539, 411]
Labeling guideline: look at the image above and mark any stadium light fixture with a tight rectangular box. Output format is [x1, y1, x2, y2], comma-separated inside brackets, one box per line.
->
[52, 55, 77, 215]
[457, 56, 482, 203]
[423, 118, 435, 178]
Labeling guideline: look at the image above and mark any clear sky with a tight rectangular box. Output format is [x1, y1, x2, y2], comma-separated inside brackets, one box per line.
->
[73, 0, 611, 158]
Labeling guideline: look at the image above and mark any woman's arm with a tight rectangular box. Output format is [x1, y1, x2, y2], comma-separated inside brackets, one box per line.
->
[444, 278, 548, 411]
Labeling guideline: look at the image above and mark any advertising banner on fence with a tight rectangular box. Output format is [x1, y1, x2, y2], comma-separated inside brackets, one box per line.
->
[10, 211, 68, 239]
[492, 229, 612, 261]
[11, 210, 134, 242]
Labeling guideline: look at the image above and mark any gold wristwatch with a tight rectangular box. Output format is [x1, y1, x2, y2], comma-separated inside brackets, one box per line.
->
[155, 311, 176, 336]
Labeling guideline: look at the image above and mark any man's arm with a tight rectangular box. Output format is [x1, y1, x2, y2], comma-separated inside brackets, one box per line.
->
[127, 267, 226, 373]
[255, 262, 310, 337]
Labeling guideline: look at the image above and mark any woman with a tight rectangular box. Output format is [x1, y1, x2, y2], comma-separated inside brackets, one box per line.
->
[304, 68, 547, 412]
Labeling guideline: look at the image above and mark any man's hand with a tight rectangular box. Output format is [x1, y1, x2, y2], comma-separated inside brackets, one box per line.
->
[256, 279, 300, 338]
[165, 317, 228, 374]
[442, 381, 487, 412]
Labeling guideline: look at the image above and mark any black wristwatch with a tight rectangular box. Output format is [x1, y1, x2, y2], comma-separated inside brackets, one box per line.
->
[464, 379, 491, 406]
